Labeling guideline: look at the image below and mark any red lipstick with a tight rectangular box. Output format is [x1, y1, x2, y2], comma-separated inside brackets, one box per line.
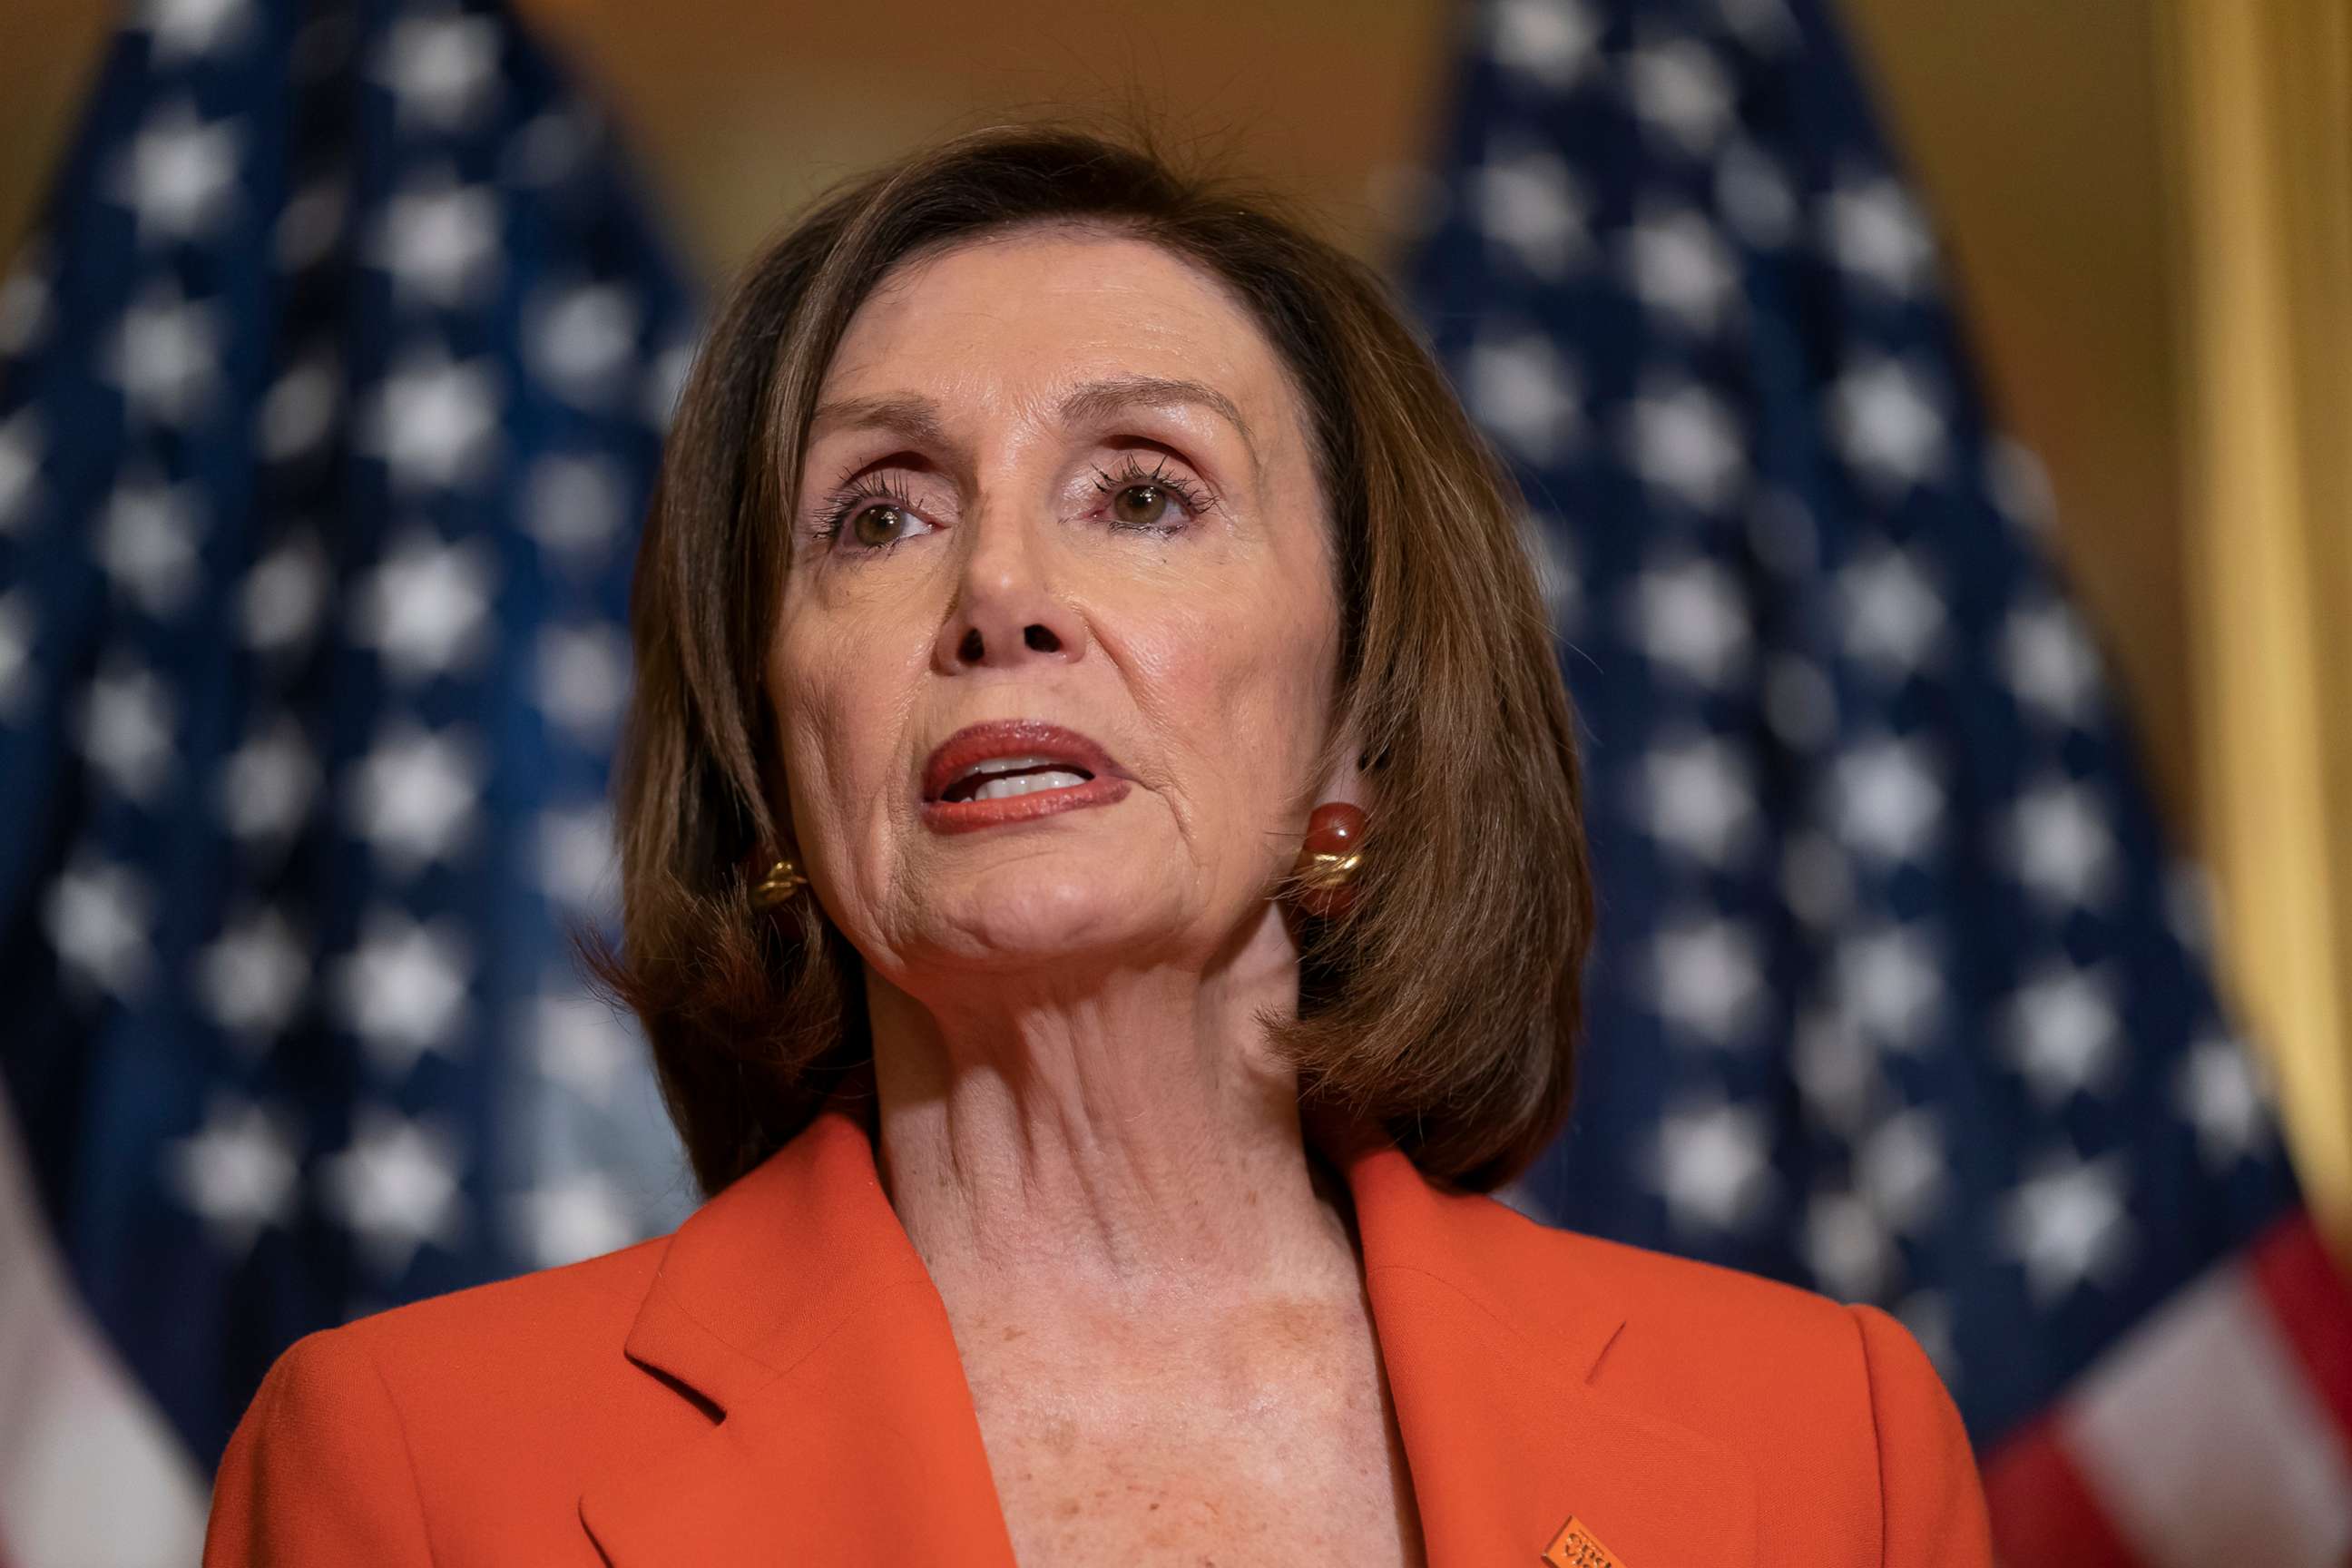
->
[919, 719, 1132, 835]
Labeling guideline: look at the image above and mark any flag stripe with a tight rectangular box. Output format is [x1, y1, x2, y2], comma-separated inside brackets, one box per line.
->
[1982, 1417, 2141, 1568]
[0, 1083, 207, 1568]
[2249, 1211, 2352, 1448]
[2060, 1254, 2352, 1567]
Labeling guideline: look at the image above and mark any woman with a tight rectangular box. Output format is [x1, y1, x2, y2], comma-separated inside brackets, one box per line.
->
[204, 127, 1991, 1567]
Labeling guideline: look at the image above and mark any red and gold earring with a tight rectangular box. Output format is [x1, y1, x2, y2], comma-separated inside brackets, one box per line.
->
[1291, 802, 1367, 919]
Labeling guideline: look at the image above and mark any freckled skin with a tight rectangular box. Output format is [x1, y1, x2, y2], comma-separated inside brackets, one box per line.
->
[764, 230, 1422, 1568]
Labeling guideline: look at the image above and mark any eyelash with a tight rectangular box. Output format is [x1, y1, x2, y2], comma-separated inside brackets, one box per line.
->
[808, 455, 1214, 555]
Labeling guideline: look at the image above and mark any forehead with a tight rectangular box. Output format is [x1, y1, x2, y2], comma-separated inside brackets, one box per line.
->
[817, 227, 1300, 433]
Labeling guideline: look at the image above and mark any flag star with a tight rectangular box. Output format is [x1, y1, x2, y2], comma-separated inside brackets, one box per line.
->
[505, 106, 598, 189]
[1828, 734, 1944, 865]
[1622, 204, 1740, 335]
[529, 282, 642, 407]
[274, 175, 348, 272]
[1833, 920, 1943, 1051]
[2163, 860, 2220, 962]
[1715, 0, 1797, 51]
[320, 1107, 466, 1279]
[218, 713, 319, 847]
[1822, 170, 1936, 298]
[368, 172, 501, 307]
[1793, 1003, 1877, 1131]
[1518, 512, 1581, 630]
[1650, 913, 1765, 1044]
[111, 101, 240, 241]
[98, 474, 204, 615]
[359, 349, 501, 492]
[107, 281, 225, 426]
[2004, 776, 2119, 911]
[136, 0, 253, 59]
[2005, 960, 2122, 1104]
[1998, 1150, 2134, 1305]
[1805, 1188, 1893, 1300]
[1715, 139, 1797, 249]
[195, 906, 310, 1044]
[1474, 143, 1591, 279]
[643, 337, 696, 430]
[532, 986, 638, 1106]
[1487, 0, 1603, 89]
[345, 720, 483, 876]
[510, 1171, 641, 1269]
[1837, 545, 1945, 680]
[1625, 554, 1751, 687]
[525, 455, 629, 571]
[1624, 37, 1735, 157]
[1764, 655, 1837, 750]
[0, 407, 44, 534]
[1652, 1096, 1776, 1235]
[0, 250, 51, 354]
[257, 349, 342, 463]
[1638, 733, 1757, 867]
[0, 589, 34, 721]
[355, 532, 497, 682]
[1896, 1291, 1960, 1387]
[2174, 1034, 2273, 1170]
[240, 531, 330, 655]
[1624, 379, 1746, 512]
[1857, 1110, 1948, 1233]
[1986, 437, 2057, 536]
[535, 622, 631, 744]
[164, 1096, 299, 1257]
[44, 858, 157, 998]
[1828, 356, 1948, 495]
[1464, 328, 1581, 464]
[1998, 594, 2103, 729]
[1781, 830, 1855, 930]
[331, 909, 473, 1076]
[374, 15, 502, 129]
[536, 802, 619, 912]
[75, 659, 179, 802]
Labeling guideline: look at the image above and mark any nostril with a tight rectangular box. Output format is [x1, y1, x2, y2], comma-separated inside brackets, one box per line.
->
[957, 628, 984, 662]
[1023, 624, 1059, 653]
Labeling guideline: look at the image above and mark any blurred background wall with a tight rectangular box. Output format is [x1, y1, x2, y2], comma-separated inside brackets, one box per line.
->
[4, 0, 2344, 1240]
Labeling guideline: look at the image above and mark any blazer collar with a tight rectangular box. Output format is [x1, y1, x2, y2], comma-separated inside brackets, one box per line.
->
[579, 1089, 1756, 1568]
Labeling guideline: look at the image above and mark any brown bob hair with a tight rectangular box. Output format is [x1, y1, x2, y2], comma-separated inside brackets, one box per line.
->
[582, 124, 1595, 1200]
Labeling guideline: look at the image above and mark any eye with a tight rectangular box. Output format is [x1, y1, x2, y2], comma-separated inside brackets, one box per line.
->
[1090, 456, 1212, 534]
[845, 501, 927, 551]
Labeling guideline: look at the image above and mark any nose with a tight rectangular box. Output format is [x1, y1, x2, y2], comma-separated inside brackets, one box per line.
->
[932, 503, 1087, 674]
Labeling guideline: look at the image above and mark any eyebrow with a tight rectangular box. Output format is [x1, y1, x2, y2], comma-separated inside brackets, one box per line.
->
[808, 374, 1261, 475]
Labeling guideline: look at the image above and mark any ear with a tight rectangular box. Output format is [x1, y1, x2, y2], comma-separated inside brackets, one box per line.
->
[1311, 710, 1376, 814]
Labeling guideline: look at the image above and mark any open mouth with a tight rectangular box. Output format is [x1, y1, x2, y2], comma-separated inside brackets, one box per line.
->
[938, 755, 1097, 804]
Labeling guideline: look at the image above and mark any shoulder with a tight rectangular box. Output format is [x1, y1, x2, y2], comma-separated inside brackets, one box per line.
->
[1455, 1197, 1992, 1564]
[205, 1237, 685, 1566]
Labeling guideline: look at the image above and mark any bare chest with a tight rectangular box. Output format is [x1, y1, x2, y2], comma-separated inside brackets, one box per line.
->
[954, 1309, 1426, 1568]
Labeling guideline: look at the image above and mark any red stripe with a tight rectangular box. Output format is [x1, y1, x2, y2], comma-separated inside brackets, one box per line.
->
[1982, 1414, 2141, 1568]
[2247, 1208, 2352, 1448]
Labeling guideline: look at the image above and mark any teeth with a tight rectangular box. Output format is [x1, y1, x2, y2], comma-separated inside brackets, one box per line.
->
[961, 754, 1063, 781]
[972, 769, 1089, 801]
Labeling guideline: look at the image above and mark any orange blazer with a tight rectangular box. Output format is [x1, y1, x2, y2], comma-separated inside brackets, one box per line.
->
[204, 1092, 1993, 1567]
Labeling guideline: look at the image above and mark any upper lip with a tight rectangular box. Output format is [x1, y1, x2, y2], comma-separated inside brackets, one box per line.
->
[921, 719, 1126, 803]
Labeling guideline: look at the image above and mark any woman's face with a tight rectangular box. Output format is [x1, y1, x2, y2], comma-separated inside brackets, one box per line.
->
[767, 227, 1348, 995]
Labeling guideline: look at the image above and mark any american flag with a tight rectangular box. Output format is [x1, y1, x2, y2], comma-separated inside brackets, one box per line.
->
[0, 0, 699, 1560]
[1405, 0, 2352, 1563]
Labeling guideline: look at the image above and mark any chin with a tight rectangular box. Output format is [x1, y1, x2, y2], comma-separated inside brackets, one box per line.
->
[919, 872, 1169, 970]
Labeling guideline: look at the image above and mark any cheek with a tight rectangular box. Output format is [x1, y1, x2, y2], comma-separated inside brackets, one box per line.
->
[770, 613, 916, 848]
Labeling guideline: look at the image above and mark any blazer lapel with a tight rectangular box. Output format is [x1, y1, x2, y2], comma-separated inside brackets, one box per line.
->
[1342, 1136, 1760, 1568]
[578, 1089, 1020, 1567]
[583, 1093, 1756, 1568]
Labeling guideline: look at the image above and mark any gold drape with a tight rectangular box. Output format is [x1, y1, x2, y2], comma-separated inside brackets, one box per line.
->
[2161, 0, 2352, 1257]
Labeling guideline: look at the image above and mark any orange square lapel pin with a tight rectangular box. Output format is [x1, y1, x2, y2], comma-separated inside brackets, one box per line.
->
[1542, 1514, 1628, 1568]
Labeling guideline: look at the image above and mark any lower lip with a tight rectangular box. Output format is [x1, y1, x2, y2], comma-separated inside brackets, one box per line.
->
[921, 775, 1132, 835]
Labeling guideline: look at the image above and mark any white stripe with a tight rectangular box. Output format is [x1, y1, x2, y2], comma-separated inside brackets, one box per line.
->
[2063, 1256, 2352, 1567]
[0, 1083, 207, 1567]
